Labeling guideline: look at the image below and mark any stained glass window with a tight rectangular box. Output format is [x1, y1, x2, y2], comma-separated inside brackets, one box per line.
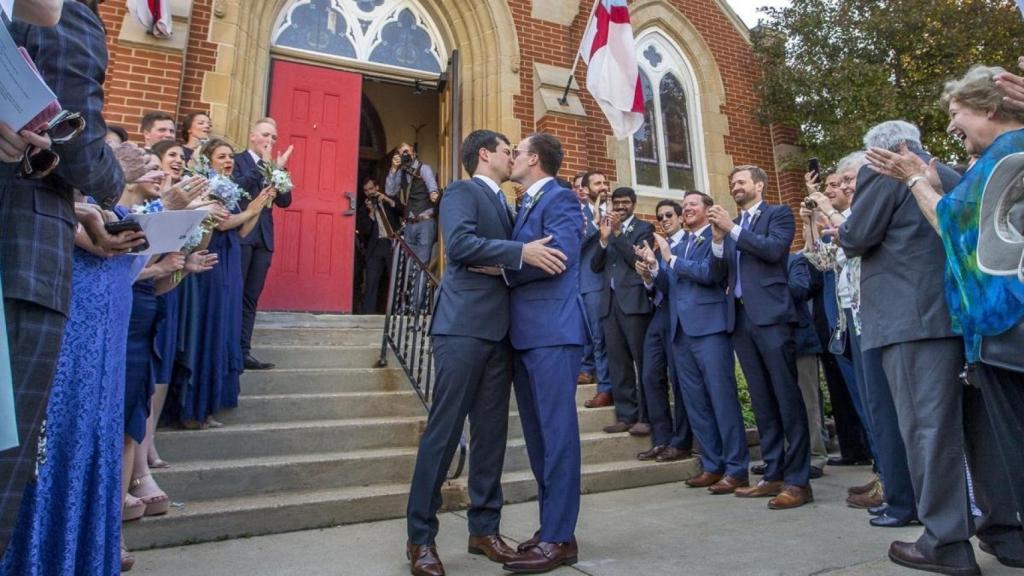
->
[634, 72, 661, 188]
[273, 0, 443, 74]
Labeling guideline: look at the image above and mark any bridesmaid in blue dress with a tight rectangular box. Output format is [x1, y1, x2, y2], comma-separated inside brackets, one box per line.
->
[0, 202, 144, 576]
[170, 139, 270, 429]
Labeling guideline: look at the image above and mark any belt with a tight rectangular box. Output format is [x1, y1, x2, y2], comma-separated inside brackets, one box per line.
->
[405, 213, 434, 224]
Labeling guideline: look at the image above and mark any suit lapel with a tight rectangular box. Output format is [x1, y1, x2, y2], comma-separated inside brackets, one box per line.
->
[473, 178, 512, 235]
[513, 179, 558, 238]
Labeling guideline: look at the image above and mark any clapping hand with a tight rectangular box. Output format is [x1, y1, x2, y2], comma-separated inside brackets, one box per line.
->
[866, 143, 942, 192]
[185, 250, 218, 273]
[598, 214, 613, 243]
[634, 259, 652, 283]
[163, 175, 208, 210]
[707, 205, 734, 235]
[994, 56, 1024, 111]
[651, 234, 672, 263]
[276, 145, 294, 169]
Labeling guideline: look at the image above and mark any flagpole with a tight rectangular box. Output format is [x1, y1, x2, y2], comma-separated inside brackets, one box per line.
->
[558, 0, 602, 106]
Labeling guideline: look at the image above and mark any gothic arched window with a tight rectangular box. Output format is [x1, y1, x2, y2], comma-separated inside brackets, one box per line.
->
[273, 0, 444, 74]
[631, 31, 706, 195]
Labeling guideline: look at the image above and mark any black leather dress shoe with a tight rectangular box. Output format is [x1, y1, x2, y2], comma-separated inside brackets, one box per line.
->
[871, 514, 918, 528]
[244, 354, 275, 370]
[750, 463, 766, 475]
[828, 456, 872, 466]
[810, 466, 824, 479]
[888, 541, 980, 575]
[979, 540, 1024, 568]
[868, 504, 888, 516]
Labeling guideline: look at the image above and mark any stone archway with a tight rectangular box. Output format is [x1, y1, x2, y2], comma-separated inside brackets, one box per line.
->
[202, 0, 522, 147]
[611, 0, 735, 211]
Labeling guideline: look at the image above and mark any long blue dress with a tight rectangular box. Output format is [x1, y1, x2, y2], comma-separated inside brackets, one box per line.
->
[154, 287, 180, 385]
[0, 248, 134, 576]
[170, 226, 243, 423]
[124, 279, 158, 443]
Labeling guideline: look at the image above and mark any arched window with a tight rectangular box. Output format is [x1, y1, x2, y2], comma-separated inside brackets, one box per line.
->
[272, 0, 445, 74]
[631, 31, 705, 195]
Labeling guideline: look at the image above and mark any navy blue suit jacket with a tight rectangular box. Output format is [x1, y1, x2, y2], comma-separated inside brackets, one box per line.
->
[591, 216, 656, 318]
[712, 203, 796, 326]
[506, 180, 587, 350]
[233, 150, 293, 251]
[655, 227, 731, 340]
[788, 253, 823, 356]
[579, 204, 604, 295]
[431, 178, 521, 342]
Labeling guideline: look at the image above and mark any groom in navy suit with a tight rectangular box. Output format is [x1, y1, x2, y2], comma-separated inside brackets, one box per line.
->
[405, 130, 568, 576]
[501, 133, 588, 574]
[709, 165, 811, 509]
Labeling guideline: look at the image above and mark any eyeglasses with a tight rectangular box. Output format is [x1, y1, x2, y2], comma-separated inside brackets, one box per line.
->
[20, 110, 86, 180]
[656, 212, 676, 221]
[511, 148, 533, 160]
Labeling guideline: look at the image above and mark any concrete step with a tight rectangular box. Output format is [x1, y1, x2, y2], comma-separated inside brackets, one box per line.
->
[218, 391, 424, 424]
[240, 368, 409, 396]
[125, 457, 699, 550]
[154, 431, 657, 503]
[250, 346, 393, 369]
[155, 417, 425, 462]
[252, 328, 384, 347]
[255, 312, 385, 330]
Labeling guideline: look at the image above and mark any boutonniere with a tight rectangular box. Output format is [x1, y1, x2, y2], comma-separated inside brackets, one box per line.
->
[694, 234, 706, 245]
[625, 221, 636, 235]
[751, 208, 763, 225]
[130, 199, 164, 215]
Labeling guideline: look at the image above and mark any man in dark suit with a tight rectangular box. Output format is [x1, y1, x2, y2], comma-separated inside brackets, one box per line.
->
[635, 199, 693, 463]
[501, 132, 587, 574]
[233, 118, 294, 370]
[357, 177, 399, 313]
[709, 165, 811, 509]
[651, 191, 749, 494]
[839, 121, 981, 573]
[405, 130, 566, 576]
[578, 171, 613, 407]
[1, 0, 127, 554]
[592, 187, 655, 435]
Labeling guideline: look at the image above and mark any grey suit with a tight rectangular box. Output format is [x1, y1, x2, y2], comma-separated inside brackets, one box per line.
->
[840, 152, 1003, 568]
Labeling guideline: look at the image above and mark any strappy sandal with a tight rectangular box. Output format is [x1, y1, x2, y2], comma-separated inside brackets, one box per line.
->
[129, 474, 170, 516]
[148, 457, 171, 469]
[122, 494, 146, 522]
[121, 546, 135, 572]
[204, 416, 224, 428]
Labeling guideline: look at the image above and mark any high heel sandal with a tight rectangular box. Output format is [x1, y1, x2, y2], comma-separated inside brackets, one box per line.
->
[121, 546, 135, 572]
[148, 456, 171, 469]
[129, 474, 170, 516]
[122, 494, 146, 522]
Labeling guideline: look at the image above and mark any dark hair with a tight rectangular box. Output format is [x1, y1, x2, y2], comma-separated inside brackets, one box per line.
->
[582, 170, 605, 189]
[611, 186, 637, 203]
[361, 176, 379, 189]
[460, 130, 510, 175]
[683, 190, 714, 208]
[106, 125, 129, 144]
[141, 111, 175, 133]
[573, 172, 587, 186]
[525, 133, 563, 177]
[180, 111, 210, 142]
[150, 139, 184, 160]
[729, 164, 768, 187]
[77, 0, 102, 17]
[655, 199, 682, 216]
[200, 137, 234, 161]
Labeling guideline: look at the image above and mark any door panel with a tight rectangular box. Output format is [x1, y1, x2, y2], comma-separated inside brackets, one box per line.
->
[260, 60, 362, 312]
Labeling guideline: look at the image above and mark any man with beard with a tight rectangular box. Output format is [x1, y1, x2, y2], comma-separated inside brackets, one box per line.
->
[578, 171, 614, 408]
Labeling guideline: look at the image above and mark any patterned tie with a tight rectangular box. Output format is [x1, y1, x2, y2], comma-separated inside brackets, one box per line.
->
[735, 211, 751, 299]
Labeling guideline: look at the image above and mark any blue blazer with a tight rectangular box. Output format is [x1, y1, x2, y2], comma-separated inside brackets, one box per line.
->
[579, 204, 604, 295]
[712, 203, 796, 326]
[233, 151, 293, 251]
[788, 253, 823, 356]
[655, 227, 731, 341]
[506, 180, 588, 350]
[431, 178, 521, 342]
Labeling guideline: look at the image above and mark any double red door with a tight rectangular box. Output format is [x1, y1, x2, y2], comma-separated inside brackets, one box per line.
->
[260, 60, 361, 313]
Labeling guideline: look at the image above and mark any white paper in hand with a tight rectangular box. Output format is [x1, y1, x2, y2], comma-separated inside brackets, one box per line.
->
[0, 22, 57, 131]
[0, 0, 13, 19]
[126, 210, 209, 256]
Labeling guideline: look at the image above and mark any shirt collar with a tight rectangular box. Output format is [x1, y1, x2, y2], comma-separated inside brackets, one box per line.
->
[621, 214, 635, 229]
[690, 223, 711, 238]
[524, 176, 554, 199]
[248, 149, 262, 165]
[473, 175, 501, 194]
[743, 201, 763, 219]
[669, 229, 686, 245]
[842, 207, 852, 217]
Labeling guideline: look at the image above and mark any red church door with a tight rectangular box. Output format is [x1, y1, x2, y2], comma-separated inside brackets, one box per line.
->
[259, 60, 361, 313]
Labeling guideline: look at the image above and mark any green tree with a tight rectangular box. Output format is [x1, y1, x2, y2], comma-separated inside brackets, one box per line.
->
[752, 0, 1024, 167]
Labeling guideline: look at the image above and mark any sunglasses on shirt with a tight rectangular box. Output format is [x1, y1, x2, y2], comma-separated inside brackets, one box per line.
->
[20, 110, 87, 180]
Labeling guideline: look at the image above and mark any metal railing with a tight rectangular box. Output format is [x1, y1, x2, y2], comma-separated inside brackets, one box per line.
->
[376, 237, 467, 479]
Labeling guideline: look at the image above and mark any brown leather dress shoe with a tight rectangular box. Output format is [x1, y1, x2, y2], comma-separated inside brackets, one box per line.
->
[708, 475, 749, 495]
[888, 541, 981, 576]
[685, 471, 723, 488]
[734, 479, 784, 498]
[577, 372, 596, 385]
[503, 541, 578, 574]
[848, 476, 879, 496]
[768, 485, 813, 509]
[467, 534, 518, 563]
[602, 420, 632, 433]
[407, 542, 445, 576]
[655, 446, 692, 462]
[628, 422, 651, 436]
[637, 445, 666, 461]
[585, 392, 613, 408]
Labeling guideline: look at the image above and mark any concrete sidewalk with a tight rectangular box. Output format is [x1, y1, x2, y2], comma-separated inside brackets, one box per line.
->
[132, 465, 1013, 576]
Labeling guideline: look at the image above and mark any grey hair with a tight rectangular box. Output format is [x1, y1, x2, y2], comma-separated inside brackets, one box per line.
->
[836, 151, 868, 174]
[862, 120, 921, 151]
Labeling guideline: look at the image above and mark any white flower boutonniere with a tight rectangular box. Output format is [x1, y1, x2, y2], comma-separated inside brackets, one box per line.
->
[625, 222, 636, 235]
[694, 234, 706, 246]
[751, 208, 763, 226]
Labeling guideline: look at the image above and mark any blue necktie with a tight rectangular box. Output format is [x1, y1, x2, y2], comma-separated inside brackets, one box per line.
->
[735, 211, 750, 298]
[522, 194, 534, 211]
[684, 233, 695, 259]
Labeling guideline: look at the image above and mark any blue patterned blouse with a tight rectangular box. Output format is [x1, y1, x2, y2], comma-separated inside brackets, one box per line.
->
[935, 128, 1024, 362]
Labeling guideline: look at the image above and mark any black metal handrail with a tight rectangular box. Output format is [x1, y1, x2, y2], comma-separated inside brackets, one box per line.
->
[376, 237, 467, 479]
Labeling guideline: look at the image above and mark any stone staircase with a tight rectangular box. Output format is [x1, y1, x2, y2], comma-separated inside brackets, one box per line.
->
[124, 313, 699, 550]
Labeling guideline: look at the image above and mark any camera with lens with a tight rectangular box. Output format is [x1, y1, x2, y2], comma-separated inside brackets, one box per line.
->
[400, 152, 413, 166]
[802, 197, 818, 210]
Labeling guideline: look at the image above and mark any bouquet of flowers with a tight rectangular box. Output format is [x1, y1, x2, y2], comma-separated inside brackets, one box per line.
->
[207, 173, 249, 211]
[183, 151, 213, 179]
[131, 198, 165, 215]
[260, 161, 293, 194]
